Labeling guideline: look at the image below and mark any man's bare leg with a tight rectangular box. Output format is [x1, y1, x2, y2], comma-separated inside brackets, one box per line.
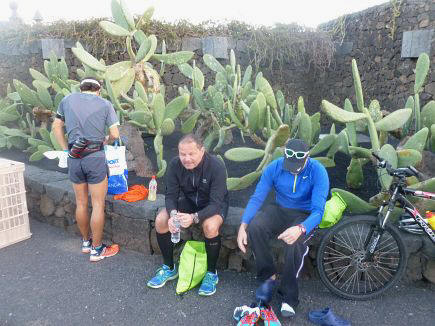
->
[88, 177, 108, 247]
[202, 214, 223, 238]
[72, 182, 90, 240]
[155, 209, 170, 234]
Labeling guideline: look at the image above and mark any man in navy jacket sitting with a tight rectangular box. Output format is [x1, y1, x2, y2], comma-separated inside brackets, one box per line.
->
[237, 138, 329, 319]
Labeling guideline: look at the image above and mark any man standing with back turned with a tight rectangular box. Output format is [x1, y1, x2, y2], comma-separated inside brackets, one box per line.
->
[52, 77, 120, 262]
[236, 138, 329, 324]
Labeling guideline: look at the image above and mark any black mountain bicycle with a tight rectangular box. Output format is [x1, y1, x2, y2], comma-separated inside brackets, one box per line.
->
[317, 153, 435, 300]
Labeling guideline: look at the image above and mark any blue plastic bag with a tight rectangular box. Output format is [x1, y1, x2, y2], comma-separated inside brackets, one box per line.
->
[105, 144, 128, 195]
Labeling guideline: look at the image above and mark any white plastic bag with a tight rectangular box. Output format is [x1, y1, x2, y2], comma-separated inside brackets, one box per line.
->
[43, 150, 68, 168]
[105, 144, 128, 194]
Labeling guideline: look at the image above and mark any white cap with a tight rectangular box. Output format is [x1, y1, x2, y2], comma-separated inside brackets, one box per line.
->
[80, 78, 101, 88]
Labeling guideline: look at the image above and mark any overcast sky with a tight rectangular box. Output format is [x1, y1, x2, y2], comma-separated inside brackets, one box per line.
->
[1, 0, 388, 28]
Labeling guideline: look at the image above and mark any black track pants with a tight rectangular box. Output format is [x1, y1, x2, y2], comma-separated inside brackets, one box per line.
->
[248, 203, 311, 307]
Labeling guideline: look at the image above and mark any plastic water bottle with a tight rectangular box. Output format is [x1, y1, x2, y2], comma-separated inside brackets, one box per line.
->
[171, 212, 181, 244]
[148, 176, 157, 201]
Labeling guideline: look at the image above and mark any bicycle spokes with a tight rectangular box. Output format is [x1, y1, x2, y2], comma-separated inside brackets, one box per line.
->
[322, 222, 401, 296]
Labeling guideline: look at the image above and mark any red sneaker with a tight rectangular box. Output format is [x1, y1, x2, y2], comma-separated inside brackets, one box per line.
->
[237, 307, 261, 326]
[260, 306, 281, 326]
[90, 244, 120, 262]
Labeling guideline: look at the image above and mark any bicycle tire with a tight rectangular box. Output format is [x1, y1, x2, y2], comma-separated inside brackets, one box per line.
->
[317, 215, 407, 300]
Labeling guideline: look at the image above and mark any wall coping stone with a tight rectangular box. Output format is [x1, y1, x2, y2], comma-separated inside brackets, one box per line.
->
[41, 38, 65, 59]
[24, 164, 69, 194]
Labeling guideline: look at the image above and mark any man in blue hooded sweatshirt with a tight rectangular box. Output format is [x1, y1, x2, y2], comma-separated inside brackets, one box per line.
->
[237, 138, 329, 321]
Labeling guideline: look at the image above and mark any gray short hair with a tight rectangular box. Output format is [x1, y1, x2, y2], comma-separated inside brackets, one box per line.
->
[178, 133, 204, 148]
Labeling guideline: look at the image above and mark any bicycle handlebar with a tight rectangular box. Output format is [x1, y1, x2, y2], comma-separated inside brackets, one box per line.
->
[408, 165, 427, 181]
[371, 152, 425, 181]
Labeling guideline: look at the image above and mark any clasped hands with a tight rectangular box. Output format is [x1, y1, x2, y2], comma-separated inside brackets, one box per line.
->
[168, 211, 195, 233]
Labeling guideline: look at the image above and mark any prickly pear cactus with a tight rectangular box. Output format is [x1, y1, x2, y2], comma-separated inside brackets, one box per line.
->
[225, 125, 290, 190]
[72, 0, 194, 108]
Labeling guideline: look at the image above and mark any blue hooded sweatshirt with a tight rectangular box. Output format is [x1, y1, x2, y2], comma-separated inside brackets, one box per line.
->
[241, 157, 329, 234]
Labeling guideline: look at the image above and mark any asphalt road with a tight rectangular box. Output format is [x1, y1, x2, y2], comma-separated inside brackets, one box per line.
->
[1, 219, 434, 326]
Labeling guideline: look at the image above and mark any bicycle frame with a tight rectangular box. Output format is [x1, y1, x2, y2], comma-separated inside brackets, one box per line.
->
[365, 183, 435, 260]
[399, 188, 435, 243]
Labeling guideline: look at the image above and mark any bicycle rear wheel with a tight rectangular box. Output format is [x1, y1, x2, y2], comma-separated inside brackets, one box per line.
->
[317, 215, 407, 300]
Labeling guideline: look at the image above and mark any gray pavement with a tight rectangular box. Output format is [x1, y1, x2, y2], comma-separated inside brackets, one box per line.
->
[0, 219, 434, 326]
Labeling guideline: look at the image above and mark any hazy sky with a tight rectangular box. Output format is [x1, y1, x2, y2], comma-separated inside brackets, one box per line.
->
[1, 0, 388, 28]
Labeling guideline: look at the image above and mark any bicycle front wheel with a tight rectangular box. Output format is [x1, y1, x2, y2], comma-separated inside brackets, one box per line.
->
[317, 215, 407, 300]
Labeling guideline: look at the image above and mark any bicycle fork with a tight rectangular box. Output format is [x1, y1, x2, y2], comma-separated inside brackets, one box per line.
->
[364, 197, 396, 261]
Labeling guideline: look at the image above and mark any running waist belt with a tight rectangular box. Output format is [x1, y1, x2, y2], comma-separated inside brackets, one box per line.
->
[68, 137, 103, 159]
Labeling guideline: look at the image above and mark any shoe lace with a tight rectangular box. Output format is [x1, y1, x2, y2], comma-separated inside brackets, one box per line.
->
[155, 267, 165, 276]
[203, 272, 214, 285]
[155, 265, 172, 277]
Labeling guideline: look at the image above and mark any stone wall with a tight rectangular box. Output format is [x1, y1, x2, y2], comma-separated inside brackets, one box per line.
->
[22, 163, 435, 284]
[319, 0, 434, 114]
[2, 1, 432, 116]
[0, 37, 320, 110]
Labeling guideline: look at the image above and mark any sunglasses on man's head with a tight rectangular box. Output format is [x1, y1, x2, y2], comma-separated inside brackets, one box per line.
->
[284, 148, 309, 159]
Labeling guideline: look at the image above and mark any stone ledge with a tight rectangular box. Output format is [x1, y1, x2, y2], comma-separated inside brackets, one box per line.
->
[21, 164, 434, 283]
[24, 165, 69, 193]
[112, 195, 164, 220]
[24, 165, 244, 227]
[44, 180, 73, 204]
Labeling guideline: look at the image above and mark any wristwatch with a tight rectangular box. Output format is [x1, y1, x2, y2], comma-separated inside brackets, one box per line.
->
[192, 212, 200, 224]
[298, 224, 306, 235]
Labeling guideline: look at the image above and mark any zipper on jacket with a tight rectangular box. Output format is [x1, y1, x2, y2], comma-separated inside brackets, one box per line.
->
[192, 171, 199, 205]
[293, 175, 298, 193]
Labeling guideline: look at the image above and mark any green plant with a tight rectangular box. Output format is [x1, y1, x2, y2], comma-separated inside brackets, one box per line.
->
[11, 50, 82, 135]
[71, 0, 194, 115]
[6, 51, 79, 159]
[224, 124, 290, 190]
[177, 50, 266, 152]
[0, 92, 26, 151]
[321, 58, 430, 190]
[223, 94, 334, 191]
[321, 58, 433, 216]
[328, 15, 347, 45]
[69, 0, 196, 177]
[402, 53, 431, 138]
[26, 127, 64, 161]
[128, 91, 190, 177]
[0, 126, 30, 152]
[388, 0, 402, 40]
[330, 176, 435, 221]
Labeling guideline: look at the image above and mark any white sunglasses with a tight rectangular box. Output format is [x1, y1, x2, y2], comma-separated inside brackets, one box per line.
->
[285, 148, 309, 159]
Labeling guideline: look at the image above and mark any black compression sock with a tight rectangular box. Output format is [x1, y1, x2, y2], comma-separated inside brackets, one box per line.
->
[156, 231, 174, 269]
[205, 235, 221, 273]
